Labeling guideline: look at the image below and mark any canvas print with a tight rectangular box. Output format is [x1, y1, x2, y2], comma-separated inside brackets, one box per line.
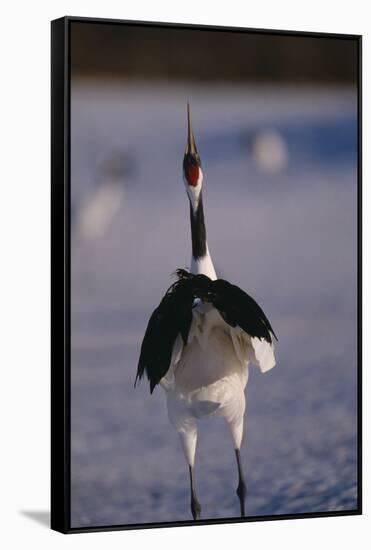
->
[55, 18, 360, 531]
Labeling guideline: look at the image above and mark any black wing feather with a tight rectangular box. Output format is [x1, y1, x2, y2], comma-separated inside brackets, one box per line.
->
[135, 270, 277, 392]
[135, 276, 195, 393]
[209, 279, 278, 344]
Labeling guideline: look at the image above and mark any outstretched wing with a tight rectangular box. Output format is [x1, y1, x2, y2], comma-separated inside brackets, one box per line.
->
[209, 279, 277, 344]
[135, 270, 277, 392]
[135, 273, 203, 393]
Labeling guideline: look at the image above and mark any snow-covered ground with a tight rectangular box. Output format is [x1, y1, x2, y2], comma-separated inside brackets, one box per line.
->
[70, 83, 358, 527]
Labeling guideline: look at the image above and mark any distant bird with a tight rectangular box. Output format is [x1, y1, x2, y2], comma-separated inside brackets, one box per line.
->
[249, 129, 288, 174]
[135, 103, 277, 520]
[77, 151, 135, 241]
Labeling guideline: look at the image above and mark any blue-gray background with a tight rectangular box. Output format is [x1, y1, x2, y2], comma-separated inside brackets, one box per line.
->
[70, 27, 358, 529]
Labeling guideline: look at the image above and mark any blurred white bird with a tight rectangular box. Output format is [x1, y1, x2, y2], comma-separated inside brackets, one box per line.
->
[251, 129, 288, 174]
[77, 152, 134, 241]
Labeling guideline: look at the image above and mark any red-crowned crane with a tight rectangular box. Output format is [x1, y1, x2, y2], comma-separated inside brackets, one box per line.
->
[135, 102, 277, 520]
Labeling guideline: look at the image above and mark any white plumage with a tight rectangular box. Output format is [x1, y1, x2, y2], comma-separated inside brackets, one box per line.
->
[162, 287, 275, 467]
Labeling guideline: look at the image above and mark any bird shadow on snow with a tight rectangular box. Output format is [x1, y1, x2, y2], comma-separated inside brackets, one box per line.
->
[20, 510, 50, 528]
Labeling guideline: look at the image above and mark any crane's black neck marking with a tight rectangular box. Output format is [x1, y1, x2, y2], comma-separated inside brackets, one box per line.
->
[190, 193, 207, 260]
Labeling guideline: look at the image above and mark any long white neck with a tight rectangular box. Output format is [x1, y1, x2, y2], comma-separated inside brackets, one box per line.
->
[191, 244, 217, 279]
[189, 192, 217, 280]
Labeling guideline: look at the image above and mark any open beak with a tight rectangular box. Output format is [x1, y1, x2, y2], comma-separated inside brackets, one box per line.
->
[186, 101, 198, 156]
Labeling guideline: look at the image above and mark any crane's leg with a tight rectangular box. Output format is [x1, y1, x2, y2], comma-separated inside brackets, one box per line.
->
[228, 416, 247, 517]
[189, 465, 201, 520]
[177, 420, 201, 520]
[235, 448, 247, 517]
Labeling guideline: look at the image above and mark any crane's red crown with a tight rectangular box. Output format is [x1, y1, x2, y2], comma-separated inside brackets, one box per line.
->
[184, 162, 200, 187]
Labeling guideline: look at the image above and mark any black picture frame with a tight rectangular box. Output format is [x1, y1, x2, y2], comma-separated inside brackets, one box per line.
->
[51, 16, 362, 534]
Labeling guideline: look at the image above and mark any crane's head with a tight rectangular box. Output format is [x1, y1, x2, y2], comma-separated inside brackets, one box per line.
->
[183, 102, 203, 206]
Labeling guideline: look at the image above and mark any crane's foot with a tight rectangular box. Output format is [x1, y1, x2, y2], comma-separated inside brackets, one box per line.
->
[236, 480, 247, 517]
[189, 465, 201, 520]
[191, 495, 201, 520]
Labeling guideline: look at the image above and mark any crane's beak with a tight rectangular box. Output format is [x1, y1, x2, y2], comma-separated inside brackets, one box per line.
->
[186, 101, 198, 157]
